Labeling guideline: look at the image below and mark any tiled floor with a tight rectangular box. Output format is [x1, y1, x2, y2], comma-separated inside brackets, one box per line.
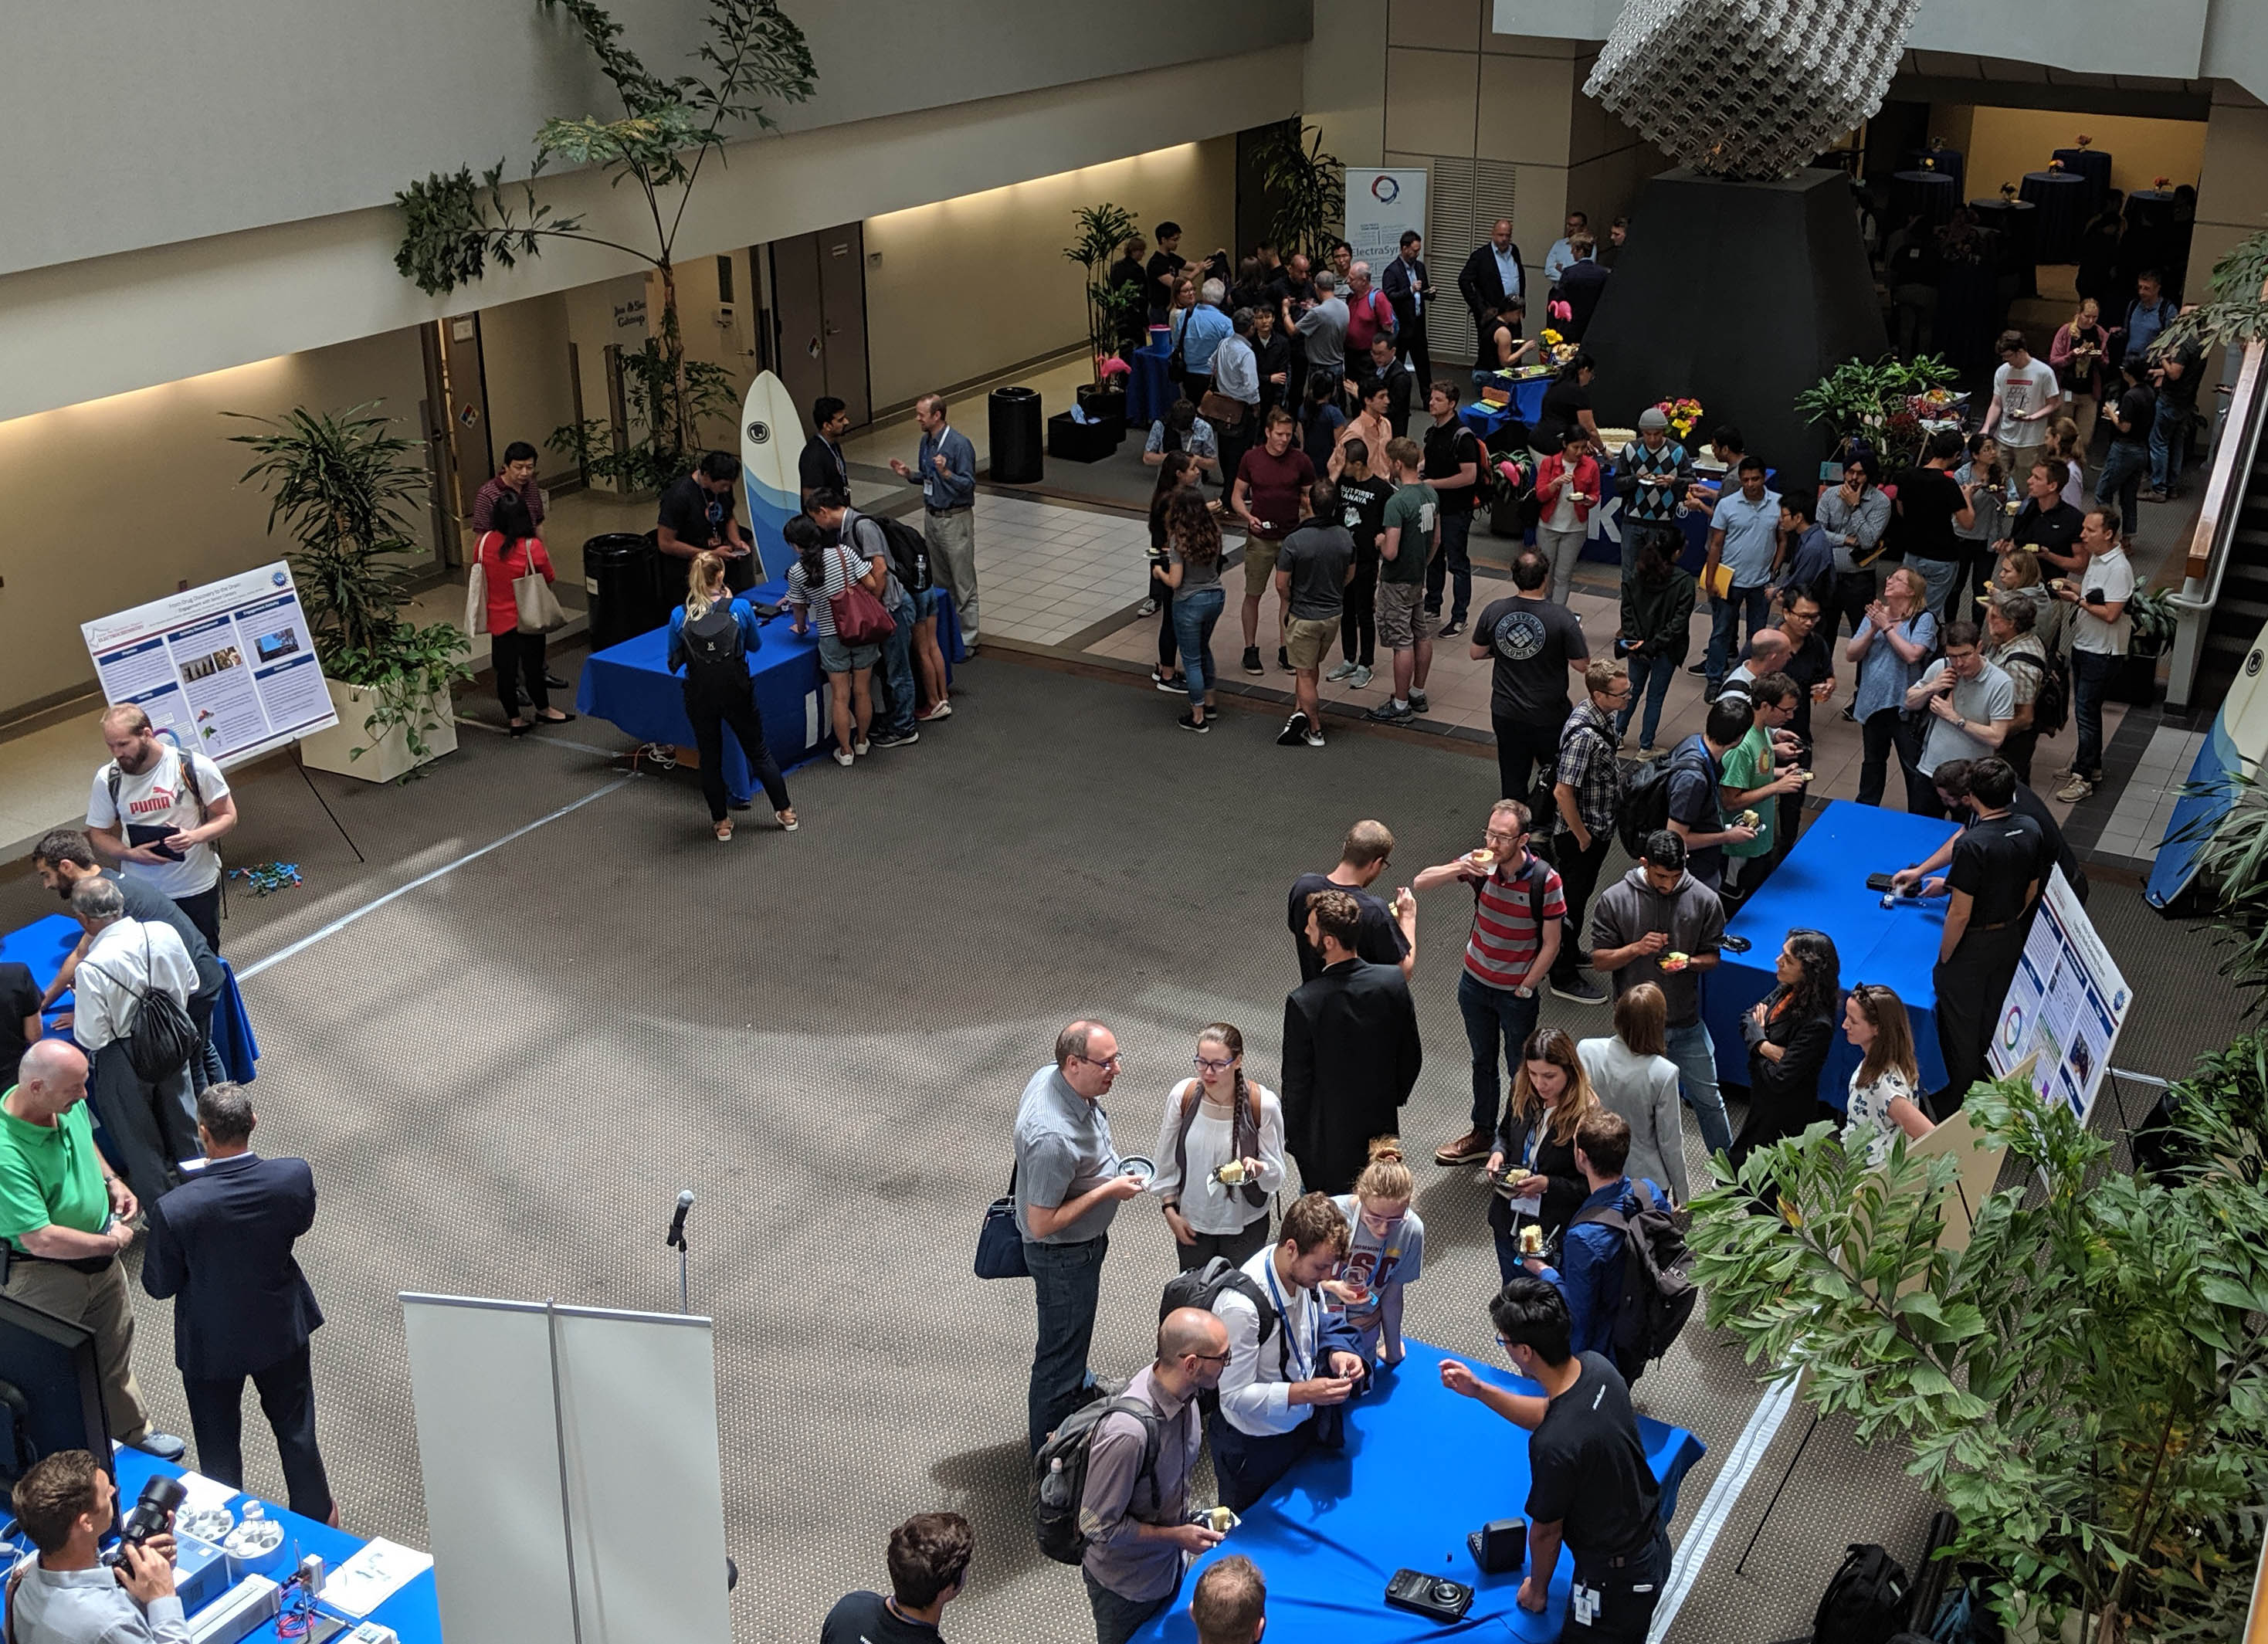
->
[2096, 724, 2208, 860]
[969, 492, 1157, 648]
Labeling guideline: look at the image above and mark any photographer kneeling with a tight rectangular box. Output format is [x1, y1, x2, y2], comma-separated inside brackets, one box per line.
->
[6, 1450, 185, 1643]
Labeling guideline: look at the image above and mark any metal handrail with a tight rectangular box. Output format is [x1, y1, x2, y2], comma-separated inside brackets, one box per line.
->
[2168, 332, 2266, 612]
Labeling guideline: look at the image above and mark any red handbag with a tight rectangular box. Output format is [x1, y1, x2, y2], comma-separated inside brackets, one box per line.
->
[827, 544, 897, 646]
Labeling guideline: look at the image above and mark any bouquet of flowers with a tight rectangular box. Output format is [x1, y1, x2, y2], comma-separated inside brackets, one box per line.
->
[2154, 175, 2172, 191]
[1538, 327, 1578, 368]
[2075, 134, 2092, 147]
[2049, 158, 2065, 171]
[1653, 397, 1704, 441]
[2000, 181, 2018, 201]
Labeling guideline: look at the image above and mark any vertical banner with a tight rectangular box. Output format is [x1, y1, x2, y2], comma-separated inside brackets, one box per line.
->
[1991, 866, 2131, 1126]
[1344, 169, 1429, 269]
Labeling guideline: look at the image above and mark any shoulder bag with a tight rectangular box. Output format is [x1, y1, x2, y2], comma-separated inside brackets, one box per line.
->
[463, 537, 491, 637]
[826, 544, 897, 646]
[975, 1161, 1031, 1280]
[512, 539, 568, 635]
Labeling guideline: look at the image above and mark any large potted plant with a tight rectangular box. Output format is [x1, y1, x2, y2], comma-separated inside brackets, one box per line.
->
[229, 404, 471, 782]
[1253, 119, 1345, 264]
[1065, 201, 1141, 432]
[1688, 1070, 2268, 1644]
[1793, 353, 1962, 470]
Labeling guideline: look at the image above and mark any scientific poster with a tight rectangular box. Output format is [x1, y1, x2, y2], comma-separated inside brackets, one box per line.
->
[1992, 867, 2130, 1125]
[82, 563, 337, 767]
[1343, 169, 1429, 269]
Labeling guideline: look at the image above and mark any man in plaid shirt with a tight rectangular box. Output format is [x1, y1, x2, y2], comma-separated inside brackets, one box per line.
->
[1546, 659, 1632, 1005]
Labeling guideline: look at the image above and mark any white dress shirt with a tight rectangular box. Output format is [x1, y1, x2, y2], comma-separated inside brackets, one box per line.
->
[1214, 1246, 1324, 1436]
[72, 917, 196, 1054]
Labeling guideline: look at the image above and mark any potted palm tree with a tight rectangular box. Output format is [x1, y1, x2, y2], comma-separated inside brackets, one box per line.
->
[1066, 202, 1141, 433]
[229, 403, 470, 781]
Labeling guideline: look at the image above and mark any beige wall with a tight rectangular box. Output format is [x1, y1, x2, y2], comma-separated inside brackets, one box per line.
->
[1933, 107, 2207, 201]
[478, 293, 577, 473]
[2185, 85, 2268, 300]
[862, 140, 1238, 415]
[1307, 0, 1388, 170]
[0, 330, 429, 717]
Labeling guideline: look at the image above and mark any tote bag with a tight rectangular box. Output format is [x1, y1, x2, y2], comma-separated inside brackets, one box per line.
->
[826, 544, 897, 646]
[974, 1161, 1030, 1279]
[511, 541, 568, 634]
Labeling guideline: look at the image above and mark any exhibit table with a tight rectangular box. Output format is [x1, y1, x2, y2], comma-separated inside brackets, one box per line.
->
[1890, 169, 1958, 228]
[1459, 376, 1551, 442]
[3, 912, 259, 1084]
[1132, 1340, 1704, 1643]
[2019, 171, 2090, 263]
[112, 1445, 439, 1643]
[575, 580, 962, 804]
[1127, 339, 1175, 428]
[2049, 147, 2112, 213]
[1701, 802, 1958, 1103]
[2125, 188, 2178, 237]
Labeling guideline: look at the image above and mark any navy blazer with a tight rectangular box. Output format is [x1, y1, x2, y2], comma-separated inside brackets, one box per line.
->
[142, 1153, 323, 1380]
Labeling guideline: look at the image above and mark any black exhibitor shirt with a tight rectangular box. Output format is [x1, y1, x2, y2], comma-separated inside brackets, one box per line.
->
[0, 963, 39, 1090]
[1422, 420, 1484, 517]
[1526, 1352, 1660, 1564]
[1335, 473, 1395, 558]
[1287, 873, 1409, 983]
[1948, 812, 2046, 929]
[657, 475, 734, 549]
[798, 433, 847, 501]
[1146, 250, 1188, 322]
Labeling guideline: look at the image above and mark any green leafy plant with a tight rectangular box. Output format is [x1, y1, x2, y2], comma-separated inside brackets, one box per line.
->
[1793, 354, 1962, 470]
[2126, 585, 2178, 656]
[2156, 227, 2268, 360]
[227, 405, 470, 768]
[1065, 202, 1144, 384]
[1252, 119, 1344, 264]
[392, 0, 815, 493]
[2187, 768, 2268, 1014]
[1688, 1073, 2268, 1642]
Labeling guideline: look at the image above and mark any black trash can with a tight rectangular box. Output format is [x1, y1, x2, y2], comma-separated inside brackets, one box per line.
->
[584, 532, 664, 653]
[989, 385, 1044, 485]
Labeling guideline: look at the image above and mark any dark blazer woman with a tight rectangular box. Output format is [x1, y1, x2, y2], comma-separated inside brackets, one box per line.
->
[1730, 930, 1842, 1171]
[1486, 1110, 1586, 1282]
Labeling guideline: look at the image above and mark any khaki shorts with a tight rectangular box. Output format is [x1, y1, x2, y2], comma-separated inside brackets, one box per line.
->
[1243, 535, 1283, 596]
[1286, 615, 1339, 670]
[1375, 580, 1429, 650]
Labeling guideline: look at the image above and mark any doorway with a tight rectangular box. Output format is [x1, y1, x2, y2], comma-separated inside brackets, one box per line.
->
[767, 224, 871, 428]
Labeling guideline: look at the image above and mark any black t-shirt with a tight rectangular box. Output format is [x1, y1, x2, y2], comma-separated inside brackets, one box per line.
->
[1268, 273, 1316, 325]
[1894, 466, 1966, 561]
[2109, 382, 2156, 442]
[1474, 595, 1588, 722]
[821, 1592, 941, 1644]
[1948, 812, 2046, 927]
[1538, 377, 1592, 442]
[1482, 317, 1523, 370]
[1422, 421, 1483, 517]
[1526, 1352, 1661, 1564]
[2158, 344, 2203, 412]
[2009, 782, 2085, 900]
[1287, 873, 1411, 983]
[1780, 630, 1832, 744]
[798, 434, 846, 500]
[658, 475, 734, 548]
[2012, 500, 2081, 560]
[0, 963, 39, 1090]
[1336, 473, 1395, 557]
[1145, 251, 1187, 320]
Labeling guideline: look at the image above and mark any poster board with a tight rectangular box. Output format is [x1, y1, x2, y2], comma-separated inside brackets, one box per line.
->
[80, 562, 336, 766]
[1991, 869, 2130, 1127]
[1343, 168, 1429, 269]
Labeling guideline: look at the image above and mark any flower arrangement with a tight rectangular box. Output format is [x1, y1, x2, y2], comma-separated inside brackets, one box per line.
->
[1653, 397, 1704, 441]
[2075, 134, 2092, 147]
[2001, 181, 2018, 201]
[2049, 158, 2064, 171]
[1538, 327, 1578, 368]
[2154, 175, 2172, 191]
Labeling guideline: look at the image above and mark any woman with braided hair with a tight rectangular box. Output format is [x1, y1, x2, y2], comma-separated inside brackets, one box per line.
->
[1146, 1022, 1286, 1271]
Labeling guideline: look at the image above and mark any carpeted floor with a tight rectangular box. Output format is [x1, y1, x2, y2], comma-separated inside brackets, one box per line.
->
[0, 646, 2246, 1643]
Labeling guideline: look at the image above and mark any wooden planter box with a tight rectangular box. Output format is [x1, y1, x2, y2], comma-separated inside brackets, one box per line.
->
[299, 677, 458, 783]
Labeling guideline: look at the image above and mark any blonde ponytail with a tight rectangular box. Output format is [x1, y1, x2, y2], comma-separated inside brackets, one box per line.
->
[685, 551, 728, 620]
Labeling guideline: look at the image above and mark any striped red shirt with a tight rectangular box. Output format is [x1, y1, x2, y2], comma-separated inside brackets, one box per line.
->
[1461, 855, 1568, 990]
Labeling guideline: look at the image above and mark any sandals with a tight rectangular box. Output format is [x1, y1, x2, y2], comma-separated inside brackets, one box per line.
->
[778, 809, 799, 832]
[714, 819, 734, 842]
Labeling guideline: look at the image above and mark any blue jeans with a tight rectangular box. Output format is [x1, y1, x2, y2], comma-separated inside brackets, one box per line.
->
[1171, 584, 1225, 707]
[1909, 556, 1963, 625]
[2148, 395, 2189, 491]
[1618, 650, 1678, 750]
[1426, 511, 1474, 622]
[2097, 439, 2148, 536]
[1705, 583, 1773, 687]
[2073, 646, 2117, 780]
[1459, 968, 1540, 1134]
[1024, 1234, 1108, 1454]
[1664, 1018, 1734, 1160]
[880, 593, 918, 734]
[1085, 1566, 1181, 1644]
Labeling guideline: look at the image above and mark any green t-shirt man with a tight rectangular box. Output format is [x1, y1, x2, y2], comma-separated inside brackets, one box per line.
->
[1378, 482, 1439, 586]
[0, 1090, 110, 1252]
[1718, 726, 1777, 859]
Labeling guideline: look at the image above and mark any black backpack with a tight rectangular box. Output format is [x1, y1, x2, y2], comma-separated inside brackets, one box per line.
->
[1812, 1544, 1913, 1644]
[1568, 1180, 1696, 1381]
[1031, 1391, 1165, 1564]
[78, 929, 199, 1083]
[861, 513, 933, 596]
[1616, 740, 1712, 858]
[2002, 649, 2069, 739]
[679, 602, 747, 686]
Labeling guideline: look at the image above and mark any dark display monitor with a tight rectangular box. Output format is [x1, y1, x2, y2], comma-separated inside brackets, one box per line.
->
[0, 1290, 113, 1491]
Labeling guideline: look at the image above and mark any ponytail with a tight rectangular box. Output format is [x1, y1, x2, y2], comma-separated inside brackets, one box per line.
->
[685, 551, 727, 620]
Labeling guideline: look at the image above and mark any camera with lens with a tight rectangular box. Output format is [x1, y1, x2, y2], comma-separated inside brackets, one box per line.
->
[100, 1475, 185, 1568]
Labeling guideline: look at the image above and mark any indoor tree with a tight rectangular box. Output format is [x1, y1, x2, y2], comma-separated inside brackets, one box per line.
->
[1687, 1074, 2268, 1642]
[1252, 119, 1345, 264]
[392, 0, 815, 493]
[1065, 202, 1143, 383]
[227, 404, 470, 765]
[1792, 353, 1962, 470]
[2157, 226, 2268, 358]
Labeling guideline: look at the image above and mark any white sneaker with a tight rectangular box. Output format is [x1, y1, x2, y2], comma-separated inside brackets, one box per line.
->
[2055, 774, 2094, 802]
[832, 749, 856, 768]
[1325, 660, 1358, 682]
[1348, 665, 1373, 689]
[1303, 725, 1326, 747]
[854, 739, 870, 757]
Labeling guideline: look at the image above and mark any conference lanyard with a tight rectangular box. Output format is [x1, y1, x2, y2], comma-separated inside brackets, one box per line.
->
[1263, 1254, 1318, 1381]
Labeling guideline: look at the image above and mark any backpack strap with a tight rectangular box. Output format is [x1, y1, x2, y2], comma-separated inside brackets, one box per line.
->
[1168, 1082, 1202, 1205]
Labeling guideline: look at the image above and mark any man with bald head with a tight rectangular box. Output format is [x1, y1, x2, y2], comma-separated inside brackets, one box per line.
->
[1076, 1307, 1230, 1644]
[1716, 627, 1792, 704]
[1016, 1020, 1141, 1454]
[0, 1040, 186, 1459]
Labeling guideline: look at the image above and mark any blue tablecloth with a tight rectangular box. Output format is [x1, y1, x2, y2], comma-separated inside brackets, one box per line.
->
[1891, 169, 1958, 229]
[1128, 341, 1175, 427]
[1459, 378, 1551, 442]
[1133, 1341, 1703, 1643]
[2019, 171, 2090, 263]
[114, 1446, 439, 1644]
[1903, 147, 1964, 196]
[575, 580, 961, 804]
[3, 913, 258, 1084]
[1701, 802, 1958, 1104]
[2049, 147, 2111, 213]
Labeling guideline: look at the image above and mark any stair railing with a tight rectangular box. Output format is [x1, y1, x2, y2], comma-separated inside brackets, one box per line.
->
[2166, 327, 2268, 708]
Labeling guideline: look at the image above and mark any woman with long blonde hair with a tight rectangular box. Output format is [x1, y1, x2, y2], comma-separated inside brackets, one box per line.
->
[666, 549, 796, 841]
[2049, 296, 2109, 450]
[1485, 1026, 1598, 1281]
[1327, 1137, 1425, 1367]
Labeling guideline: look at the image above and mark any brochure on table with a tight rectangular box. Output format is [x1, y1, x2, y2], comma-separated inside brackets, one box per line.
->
[81, 562, 337, 767]
[1991, 866, 2130, 1125]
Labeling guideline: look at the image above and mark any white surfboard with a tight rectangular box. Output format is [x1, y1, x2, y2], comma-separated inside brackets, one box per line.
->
[738, 370, 805, 585]
[2150, 614, 2268, 908]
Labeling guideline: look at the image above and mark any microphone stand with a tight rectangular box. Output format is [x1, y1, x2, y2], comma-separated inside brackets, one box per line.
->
[666, 1214, 690, 1314]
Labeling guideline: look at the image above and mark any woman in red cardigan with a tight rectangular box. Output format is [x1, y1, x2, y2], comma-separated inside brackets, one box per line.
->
[1534, 432, 1602, 605]
[477, 491, 573, 735]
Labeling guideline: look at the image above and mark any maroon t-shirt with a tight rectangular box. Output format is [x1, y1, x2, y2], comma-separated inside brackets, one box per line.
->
[1238, 446, 1316, 540]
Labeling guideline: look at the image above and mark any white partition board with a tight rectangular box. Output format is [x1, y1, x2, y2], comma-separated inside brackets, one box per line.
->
[401, 1294, 731, 1644]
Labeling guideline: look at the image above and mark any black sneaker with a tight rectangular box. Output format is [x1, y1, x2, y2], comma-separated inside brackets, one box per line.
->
[1437, 620, 1463, 639]
[1409, 689, 1429, 714]
[1242, 646, 1263, 676]
[1277, 646, 1292, 672]
[1550, 975, 1608, 1005]
[1178, 712, 1210, 734]
[1686, 660, 1710, 676]
[1368, 700, 1414, 723]
[870, 728, 920, 748]
[1276, 712, 1310, 746]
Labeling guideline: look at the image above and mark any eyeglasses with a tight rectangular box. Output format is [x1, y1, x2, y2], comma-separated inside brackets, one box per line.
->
[1075, 1052, 1123, 1071]
[1190, 1350, 1232, 1365]
[1193, 1056, 1236, 1074]
[1484, 829, 1524, 846]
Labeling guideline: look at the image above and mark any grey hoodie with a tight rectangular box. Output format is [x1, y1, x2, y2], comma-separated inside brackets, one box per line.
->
[1588, 866, 1727, 1026]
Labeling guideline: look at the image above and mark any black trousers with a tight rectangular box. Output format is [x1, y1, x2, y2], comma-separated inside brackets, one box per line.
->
[1152, 579, 1178, 673]
[1341, 545, 1379, 666]
[89, 1042, 197, 1211]
[1209, 1410, 1318, 1513]
[1492, 709, 1568, 805]
[1216, 415, 1253, 494]
[183, 1342, 334, 1521]
[1546, 829, 1612, 979]
[1564, 1525, 1673, 1644]
[1931, 922, 2028, 1114]
[684, 684, 792, 821]
[172, 886, 222, 954]
[1857, 709, 1922, 808]
[1830, 569, 1876, 650]
[1399, 316, 1432, 397]
[2001, 725, 2039, 786]
[490, 629, 550, 719]
[1172, 1217, 1271, 1273]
